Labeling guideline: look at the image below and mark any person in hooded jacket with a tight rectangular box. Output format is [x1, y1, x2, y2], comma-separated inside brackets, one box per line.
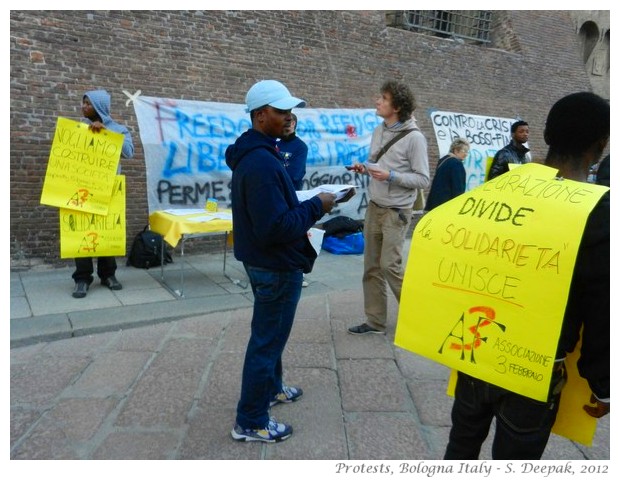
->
[226, 80, 336, 443]
[72, 90, 134, 298]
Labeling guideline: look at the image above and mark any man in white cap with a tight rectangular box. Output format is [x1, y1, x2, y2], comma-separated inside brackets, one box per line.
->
[226, 80, 336, 442]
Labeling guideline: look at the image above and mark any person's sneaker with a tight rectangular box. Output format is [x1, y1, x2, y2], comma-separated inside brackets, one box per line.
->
[231, 417, 293, 443]
[302, 280, 309, 288]
[270, 385, 303, 407]
[72, 281, 89, 298]
[348, 323, 385, 335]
[101, 276, 122, 290]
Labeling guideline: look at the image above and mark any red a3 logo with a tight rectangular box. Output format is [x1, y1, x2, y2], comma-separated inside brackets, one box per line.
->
[78, 232, 99, 253]
[67, 188, 92, 207]
[438, 306, 506, 364]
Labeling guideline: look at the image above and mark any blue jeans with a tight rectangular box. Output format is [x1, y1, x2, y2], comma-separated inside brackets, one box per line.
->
[444, 367, 566, 460]
[235, 264, 303, 429]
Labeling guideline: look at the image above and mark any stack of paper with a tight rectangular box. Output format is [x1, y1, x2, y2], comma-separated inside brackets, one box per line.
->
[163, 208, 208, 216]
[186, 212, 233, 223]
[296, 184, 356, 203]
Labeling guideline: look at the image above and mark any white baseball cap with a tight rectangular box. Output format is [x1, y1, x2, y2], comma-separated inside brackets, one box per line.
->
[245, 80, 306, 113]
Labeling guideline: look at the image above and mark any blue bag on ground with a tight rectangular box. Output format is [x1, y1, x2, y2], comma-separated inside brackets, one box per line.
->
[322, 231, 364, 255]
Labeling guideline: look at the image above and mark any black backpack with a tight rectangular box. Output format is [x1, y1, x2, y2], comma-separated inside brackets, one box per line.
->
[126, 226, 173, 269]
[321, 215, 363, 238]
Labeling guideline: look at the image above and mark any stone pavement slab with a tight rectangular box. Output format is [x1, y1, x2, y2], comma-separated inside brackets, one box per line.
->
[9, 239, 610, 466]
[10, 290, 610, 462]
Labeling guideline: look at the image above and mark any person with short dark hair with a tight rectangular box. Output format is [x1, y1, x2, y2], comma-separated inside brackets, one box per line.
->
[487, 120, 530, 180]
[277, 112, 307, 191]
[277, 112, 312, 287]
[226, 79, 336, 443]
[346, 80, 430, 335]
[444, 92, 610, 460]
[72, 90, 134, 298]
[425, 137, 469, 211]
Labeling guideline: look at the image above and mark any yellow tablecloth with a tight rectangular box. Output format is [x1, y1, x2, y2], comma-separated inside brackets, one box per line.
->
[149, 210, 233, 248]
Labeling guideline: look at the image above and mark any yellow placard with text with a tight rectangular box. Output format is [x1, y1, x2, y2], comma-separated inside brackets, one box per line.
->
[550, 342, 598, 445]
[59, 175, 126, 258]
[40, 117, 123, 215]
[395, 163, 608, 402]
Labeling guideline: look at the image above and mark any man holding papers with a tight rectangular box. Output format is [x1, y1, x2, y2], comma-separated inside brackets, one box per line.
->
[226, 80, 336, 443]
[296, 184, 356, 203]
[347, 80, 429, 335]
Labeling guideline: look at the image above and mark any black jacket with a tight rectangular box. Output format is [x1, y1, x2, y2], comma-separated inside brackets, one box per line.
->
[488, 141, 530, 180]
[556, 191, 610, 399]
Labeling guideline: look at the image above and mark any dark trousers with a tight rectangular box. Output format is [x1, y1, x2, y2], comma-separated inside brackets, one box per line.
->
[235, 264, 303, 429]
[72, 257, 117, 284]
[444, 367, 566, 460]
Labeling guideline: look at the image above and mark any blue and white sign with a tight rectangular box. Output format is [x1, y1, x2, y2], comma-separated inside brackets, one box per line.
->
[429, 109, 519, 190]
[133, 95, 381, 219]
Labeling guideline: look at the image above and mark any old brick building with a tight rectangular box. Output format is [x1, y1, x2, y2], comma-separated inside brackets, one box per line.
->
[10, 11, 606, 268]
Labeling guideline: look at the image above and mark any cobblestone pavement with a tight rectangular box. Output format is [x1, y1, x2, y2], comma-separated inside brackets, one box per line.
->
[10, 241, 610, 471]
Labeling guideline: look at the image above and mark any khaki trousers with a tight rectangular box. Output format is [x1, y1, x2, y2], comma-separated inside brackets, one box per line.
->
[362, 201, 411, 331]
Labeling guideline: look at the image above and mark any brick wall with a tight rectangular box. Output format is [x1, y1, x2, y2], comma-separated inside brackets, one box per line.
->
[10, 10, 592, 268]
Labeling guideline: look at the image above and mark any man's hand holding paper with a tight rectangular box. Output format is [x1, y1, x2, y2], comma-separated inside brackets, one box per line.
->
[296, 184, 356, 204]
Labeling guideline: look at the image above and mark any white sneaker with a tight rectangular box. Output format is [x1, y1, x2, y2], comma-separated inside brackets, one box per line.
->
[231, 417, 293, 442]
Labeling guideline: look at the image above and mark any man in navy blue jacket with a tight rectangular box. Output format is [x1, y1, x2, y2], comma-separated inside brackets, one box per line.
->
[226, 80, 336, 443]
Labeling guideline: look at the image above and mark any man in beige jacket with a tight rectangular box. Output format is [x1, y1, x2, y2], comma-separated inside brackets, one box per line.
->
[347, 80, 429, 335]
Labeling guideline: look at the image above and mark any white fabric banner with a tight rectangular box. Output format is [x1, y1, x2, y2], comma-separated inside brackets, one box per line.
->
[132, 95, 523, 219]
[132, 95, 381, 220]
[429, 110, 523, 190]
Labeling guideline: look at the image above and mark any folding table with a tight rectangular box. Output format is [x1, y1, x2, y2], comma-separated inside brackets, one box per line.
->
[148, 209, 247, 297]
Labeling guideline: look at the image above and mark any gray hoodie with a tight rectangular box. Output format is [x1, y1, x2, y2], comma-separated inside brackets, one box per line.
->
[83, 89, 134, 165]
[367, 118, 429, 209]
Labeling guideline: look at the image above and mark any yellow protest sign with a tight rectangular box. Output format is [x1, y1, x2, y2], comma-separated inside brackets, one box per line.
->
[59, 175, 126, 258]
[395, 163, 608, 402]
[40, 117, 123, 215]
[484, 156, 493, 181]
[550, 341, 598, 446]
